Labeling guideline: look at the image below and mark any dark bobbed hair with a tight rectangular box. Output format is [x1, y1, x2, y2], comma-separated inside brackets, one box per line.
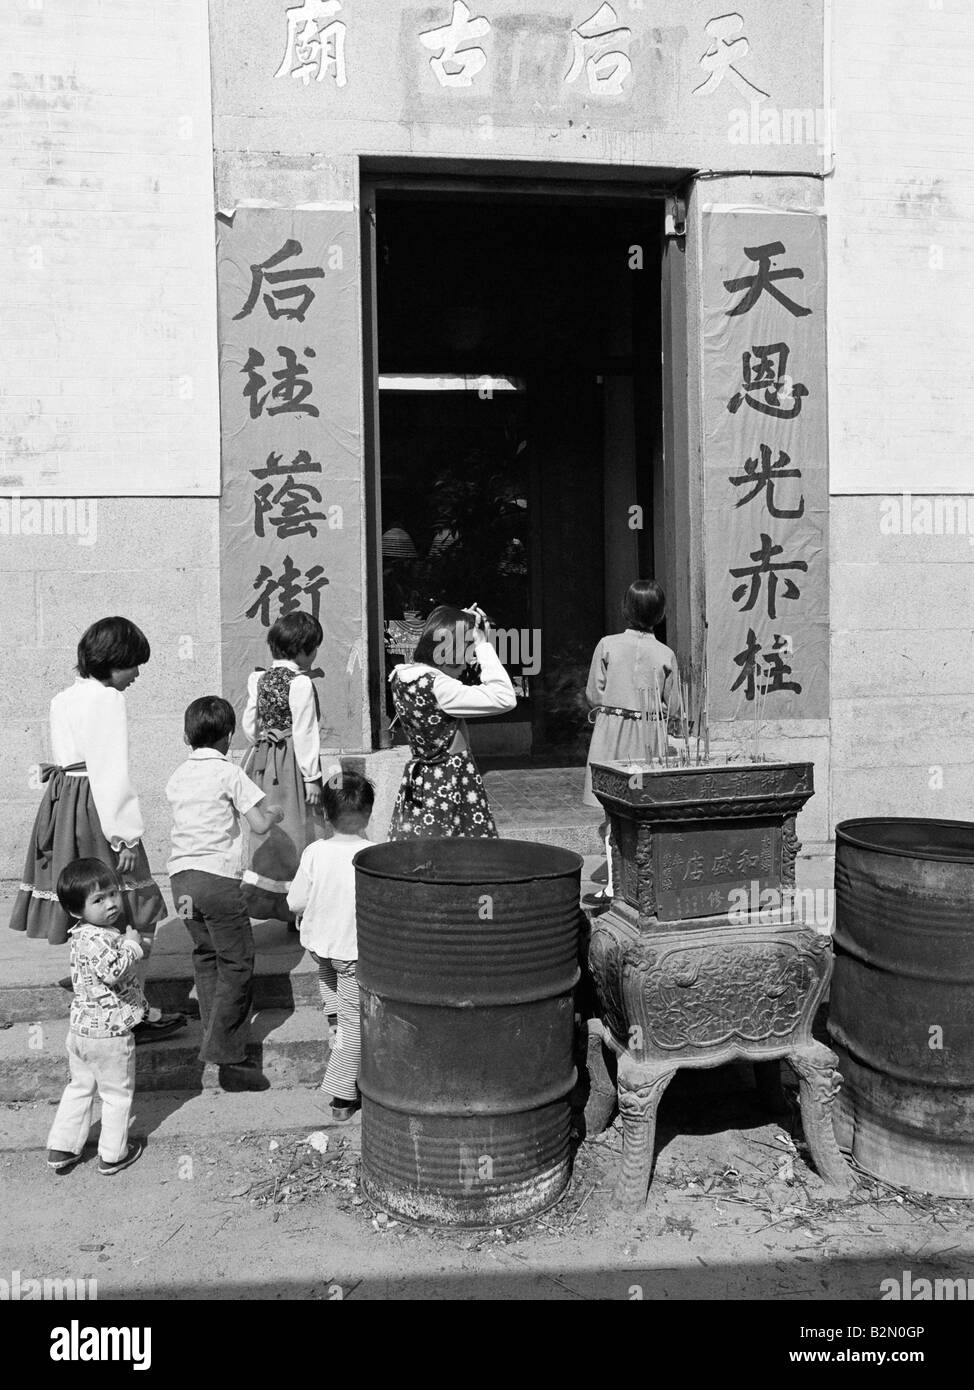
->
[622, 580, 666, 633]
[77, 616, 150, 680]
[57, 857, 121, 918]
[185, 695, 236, 749]
[267, 612, 323, 660]
[412, 605, 474, 668]
[322, 767, 375, 824]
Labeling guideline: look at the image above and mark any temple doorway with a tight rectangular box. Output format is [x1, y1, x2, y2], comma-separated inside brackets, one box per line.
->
[364, 181, 667, 764]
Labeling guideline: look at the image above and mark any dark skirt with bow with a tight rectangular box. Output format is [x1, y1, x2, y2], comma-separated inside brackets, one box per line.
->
[8, 764, 167, 946]
[240, 731, 325, 921]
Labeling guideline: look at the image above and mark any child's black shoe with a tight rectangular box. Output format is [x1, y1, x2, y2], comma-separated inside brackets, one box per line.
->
[219, 1062, 270, 1092]
[98, 1138, 145, 1176]
[133, 1012, 187, 1044]
[47, 1149, 80, 1173]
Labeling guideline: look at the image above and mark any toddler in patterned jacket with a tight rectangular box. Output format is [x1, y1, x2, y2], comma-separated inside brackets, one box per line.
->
[46, 858, 150, 1176]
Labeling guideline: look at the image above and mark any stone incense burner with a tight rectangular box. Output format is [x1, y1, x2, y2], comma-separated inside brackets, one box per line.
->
[585, 757, 853, 1208]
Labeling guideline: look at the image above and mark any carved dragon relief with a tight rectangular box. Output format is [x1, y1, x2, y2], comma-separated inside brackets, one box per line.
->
[587, 921, 631, 1044]
[781, 813, 801, 887]
[611, 930, 831, 1053]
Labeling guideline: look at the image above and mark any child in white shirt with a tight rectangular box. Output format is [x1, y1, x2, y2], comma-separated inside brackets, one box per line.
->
[167, 696, 284, 1092]
[287, 770, 374, 1121]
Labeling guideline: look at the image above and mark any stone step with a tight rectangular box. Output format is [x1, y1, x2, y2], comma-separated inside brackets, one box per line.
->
[0, 1009, 331, 1103]
[0, 915, 324, 1026]
[0, 857, 609, 1025]
[0, 951, 324, 1026]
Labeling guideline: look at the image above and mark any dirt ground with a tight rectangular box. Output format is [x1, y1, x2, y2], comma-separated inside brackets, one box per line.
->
[4, 1073, 973, 1302]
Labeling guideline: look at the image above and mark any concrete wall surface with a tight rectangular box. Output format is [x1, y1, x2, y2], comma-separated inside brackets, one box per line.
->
[0, 500, 222, 881]
[0, 0, 220, 497]
[827, 0, 974, 494]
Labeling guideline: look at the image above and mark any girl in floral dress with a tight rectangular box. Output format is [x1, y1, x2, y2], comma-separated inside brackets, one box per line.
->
[388, 605, 516, 840]
[241, 611, 326, 920]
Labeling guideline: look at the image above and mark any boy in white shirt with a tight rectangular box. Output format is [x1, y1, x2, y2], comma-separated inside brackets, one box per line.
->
[287, 770, 374, 1121]
[167, 697, 284, 1093]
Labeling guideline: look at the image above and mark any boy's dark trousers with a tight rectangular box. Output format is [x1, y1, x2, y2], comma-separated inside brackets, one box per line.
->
[170, 870, 255, 1066]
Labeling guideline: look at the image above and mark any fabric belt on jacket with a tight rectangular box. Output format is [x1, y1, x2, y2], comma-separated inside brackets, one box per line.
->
[588, 705, 667, 724]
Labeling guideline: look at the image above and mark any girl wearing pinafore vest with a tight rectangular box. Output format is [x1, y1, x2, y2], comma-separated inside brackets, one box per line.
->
[241, 611, 326, 920]
[9, 617, 169, 949]
[388, 605, 516, 840]
[584, 581, 683, 895]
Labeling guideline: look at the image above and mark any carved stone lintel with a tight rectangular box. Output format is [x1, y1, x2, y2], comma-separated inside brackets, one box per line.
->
[788, 1040, 855, 1192]
[598, 794, 813, 823]
[612, 1062, 677, 1211]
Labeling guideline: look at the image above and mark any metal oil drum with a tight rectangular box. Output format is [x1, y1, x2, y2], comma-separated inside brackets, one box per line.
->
[830, 818, 974, 1196]
[354, 837, 582, 1227]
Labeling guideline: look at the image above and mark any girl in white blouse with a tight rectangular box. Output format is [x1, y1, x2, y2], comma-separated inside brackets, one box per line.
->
[388, 604, 516, 839]
[10, 616, 168, 948]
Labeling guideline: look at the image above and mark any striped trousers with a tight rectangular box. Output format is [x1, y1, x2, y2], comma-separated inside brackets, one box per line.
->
[311, 954, 360, 1102]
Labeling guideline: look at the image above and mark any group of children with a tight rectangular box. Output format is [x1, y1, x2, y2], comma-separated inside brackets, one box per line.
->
[11, 613, 377, 1176]
[13, 583, 680, 1177]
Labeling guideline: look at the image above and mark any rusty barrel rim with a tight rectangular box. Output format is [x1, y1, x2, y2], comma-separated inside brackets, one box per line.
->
[354, 836, 584, 885]
[835, 817, 974, 864]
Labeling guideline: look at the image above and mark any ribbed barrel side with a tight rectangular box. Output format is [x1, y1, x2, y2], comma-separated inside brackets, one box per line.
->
[355, 838, 583, 1226]
[830, 818, 974, 1197]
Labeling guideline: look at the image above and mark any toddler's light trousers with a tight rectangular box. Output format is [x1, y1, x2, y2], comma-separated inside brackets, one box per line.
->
[47, 1030, 135, 1163]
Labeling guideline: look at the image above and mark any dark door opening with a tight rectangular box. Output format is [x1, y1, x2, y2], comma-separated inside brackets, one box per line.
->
[368, 187, 665, 763]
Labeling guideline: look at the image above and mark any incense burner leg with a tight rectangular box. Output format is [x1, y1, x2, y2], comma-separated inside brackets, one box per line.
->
[753, 1058, 788, 1116]
[612, 1059, 676, 1211]
[582, 1020, 617, 1136]
[788, 1041, 855, 1192]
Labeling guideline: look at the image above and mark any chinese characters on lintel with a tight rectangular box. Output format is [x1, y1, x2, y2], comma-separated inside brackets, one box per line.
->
[274, 4, 767, 104]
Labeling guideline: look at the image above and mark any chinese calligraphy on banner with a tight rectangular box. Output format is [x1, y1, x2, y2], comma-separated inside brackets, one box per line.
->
[702, 209, 829, 721]
[216, 207, 364, 749]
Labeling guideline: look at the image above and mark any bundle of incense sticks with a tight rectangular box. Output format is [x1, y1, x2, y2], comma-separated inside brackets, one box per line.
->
[651, 677, 669, 766]
[638, 685, 652, 766]
[751, 659, 770, 762]
[680, 673, 691, 766]
[633, 657, 715, 770]
[674, 656, 711, 767]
